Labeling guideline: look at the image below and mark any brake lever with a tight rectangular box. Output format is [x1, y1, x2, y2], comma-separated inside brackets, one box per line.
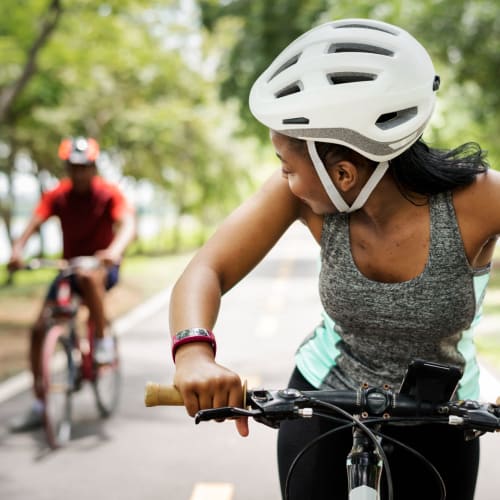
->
[194, 406, 261, 424]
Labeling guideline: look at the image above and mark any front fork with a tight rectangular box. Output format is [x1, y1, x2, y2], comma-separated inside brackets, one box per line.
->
[346, 426, 383, 499]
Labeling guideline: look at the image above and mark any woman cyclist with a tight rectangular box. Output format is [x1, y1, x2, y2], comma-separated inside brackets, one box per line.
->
[169, 19, 495, 499]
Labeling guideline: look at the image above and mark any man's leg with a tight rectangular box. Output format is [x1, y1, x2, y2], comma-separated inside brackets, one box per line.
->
[76, 267, 117, 364]
[75, 267, 108, 338]
[9, 301, 52, 432]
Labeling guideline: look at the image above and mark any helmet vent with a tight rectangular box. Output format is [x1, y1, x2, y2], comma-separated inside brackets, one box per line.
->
[268, 53, 301, 82]
[283, 117, 310, 125]
[328, 43, 394, 57]
[334, 23, 398, 36]
[328, 72, 377, 85]
[376, 107, 418, 130]
[275, 82, 302, 98]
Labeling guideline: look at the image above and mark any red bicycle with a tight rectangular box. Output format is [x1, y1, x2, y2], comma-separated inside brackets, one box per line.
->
[27, 256, 121, 448]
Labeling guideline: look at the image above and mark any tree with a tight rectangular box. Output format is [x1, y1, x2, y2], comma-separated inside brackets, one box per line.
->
[199, 0, 330, 141]
[0, 0, 62, 123]
[0, 0, 63, 248]
[408, 0, 500, 164]
[0, 0, 258, 257]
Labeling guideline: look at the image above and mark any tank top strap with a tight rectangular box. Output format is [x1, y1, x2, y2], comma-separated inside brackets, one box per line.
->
[428, 191, 471, 272]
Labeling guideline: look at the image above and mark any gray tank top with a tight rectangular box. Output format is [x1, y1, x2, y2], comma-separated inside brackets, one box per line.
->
[300, 191, 488, 392]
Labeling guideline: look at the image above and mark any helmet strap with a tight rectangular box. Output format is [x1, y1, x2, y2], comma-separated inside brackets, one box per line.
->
[306, 141, 389, 213]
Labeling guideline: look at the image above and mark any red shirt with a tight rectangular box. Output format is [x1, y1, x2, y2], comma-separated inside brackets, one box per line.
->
[35, 176, 133, 259]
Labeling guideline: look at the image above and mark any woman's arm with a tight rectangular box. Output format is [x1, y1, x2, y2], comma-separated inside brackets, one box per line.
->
[454, 170, 500, 267]
[169, 171, 305, 433]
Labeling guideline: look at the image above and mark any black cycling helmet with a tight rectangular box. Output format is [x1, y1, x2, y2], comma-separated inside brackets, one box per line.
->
[58, 136, 100, 166]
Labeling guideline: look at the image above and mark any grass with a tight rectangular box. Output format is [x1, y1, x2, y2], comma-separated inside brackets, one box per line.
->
[116, 252, 193, 296]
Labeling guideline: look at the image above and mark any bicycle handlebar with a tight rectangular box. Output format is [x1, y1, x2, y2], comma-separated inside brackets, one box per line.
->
[25, 256, 102, 272]
[144, 382, 500, 434]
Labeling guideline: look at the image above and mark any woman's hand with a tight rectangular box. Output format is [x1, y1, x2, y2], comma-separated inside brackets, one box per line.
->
[173, 343, 249, 437]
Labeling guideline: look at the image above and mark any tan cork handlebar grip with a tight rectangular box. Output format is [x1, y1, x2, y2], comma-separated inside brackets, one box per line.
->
[144, 382, 184, 406]
[144, 380, 248, 407]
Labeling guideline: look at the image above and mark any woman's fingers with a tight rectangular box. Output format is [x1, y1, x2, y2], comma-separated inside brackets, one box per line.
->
[175, 360, 247, 436]
[235, 417, 249, 437]
[182, 390, 202, 417]
[178, 375, 239, 410]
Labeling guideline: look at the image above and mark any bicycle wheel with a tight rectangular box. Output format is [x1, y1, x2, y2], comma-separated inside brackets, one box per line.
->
[41, 325, 74, 449]
[92, 331, 121, 418]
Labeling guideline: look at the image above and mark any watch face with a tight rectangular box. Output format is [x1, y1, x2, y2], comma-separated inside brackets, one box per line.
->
[176, 328, 210, 340]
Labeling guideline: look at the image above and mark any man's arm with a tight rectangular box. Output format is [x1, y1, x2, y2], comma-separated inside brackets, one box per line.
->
[97, 210, 136, 265]
[8, 213, 44, 269]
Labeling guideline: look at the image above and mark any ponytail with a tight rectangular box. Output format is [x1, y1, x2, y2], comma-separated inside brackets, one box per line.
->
[389, 139, 489, 196]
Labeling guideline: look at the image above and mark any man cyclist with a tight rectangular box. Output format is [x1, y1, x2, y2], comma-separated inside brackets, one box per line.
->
[8, 136, 136, 432]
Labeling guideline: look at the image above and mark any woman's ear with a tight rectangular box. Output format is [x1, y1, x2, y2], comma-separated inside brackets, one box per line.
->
[330, 161, 358, 193]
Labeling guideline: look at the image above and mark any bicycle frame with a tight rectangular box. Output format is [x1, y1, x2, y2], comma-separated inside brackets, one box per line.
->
[50, 275, 96, 378]
[44, 257, 109, 384]
[347, 426, 382, 499]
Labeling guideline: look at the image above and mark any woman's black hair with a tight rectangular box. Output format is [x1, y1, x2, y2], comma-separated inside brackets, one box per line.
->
[309, 137, 489, 200]
[389, 138, 489, 196]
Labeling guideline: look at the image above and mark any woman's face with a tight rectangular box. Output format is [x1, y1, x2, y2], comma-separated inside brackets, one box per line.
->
[271, 131, 337, 215]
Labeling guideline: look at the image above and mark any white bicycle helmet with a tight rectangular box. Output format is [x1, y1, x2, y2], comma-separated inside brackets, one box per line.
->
[249, 19, 440, 212]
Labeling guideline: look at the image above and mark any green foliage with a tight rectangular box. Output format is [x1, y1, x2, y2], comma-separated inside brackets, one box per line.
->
[199, 0, 330, 141]
[408, 0, 500, 165]
[0, 0, 262, 254]
[2, 0, 499, 262]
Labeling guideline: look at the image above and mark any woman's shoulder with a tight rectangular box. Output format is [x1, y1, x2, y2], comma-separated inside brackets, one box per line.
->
[256, 171, 324, 242]
[453, 169, 500, 236]
[453, 169, 500, 206]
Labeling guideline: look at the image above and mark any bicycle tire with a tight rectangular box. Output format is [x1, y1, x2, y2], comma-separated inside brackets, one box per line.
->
[41, 325, 73, 449]
[93, 332, 121, 418]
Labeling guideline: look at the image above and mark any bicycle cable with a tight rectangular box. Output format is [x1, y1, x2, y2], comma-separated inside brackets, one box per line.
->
[311, 399, 394, 500]
[371, 425, 446, 500]
[284, 418, 355, 500]
[284, 413, 448, 499]
[283, 402, 394, 500]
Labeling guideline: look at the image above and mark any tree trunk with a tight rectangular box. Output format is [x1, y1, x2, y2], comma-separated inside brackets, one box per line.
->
[0, 0, 63, 122]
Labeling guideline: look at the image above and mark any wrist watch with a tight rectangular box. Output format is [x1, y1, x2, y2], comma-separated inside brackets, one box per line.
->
[171, 328, 216, 362]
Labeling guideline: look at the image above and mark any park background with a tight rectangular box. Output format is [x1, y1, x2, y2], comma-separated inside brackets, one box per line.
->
[1, 0, 500, 382]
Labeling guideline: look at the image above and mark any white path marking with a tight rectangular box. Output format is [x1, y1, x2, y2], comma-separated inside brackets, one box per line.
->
[189, 482, 234, 500]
